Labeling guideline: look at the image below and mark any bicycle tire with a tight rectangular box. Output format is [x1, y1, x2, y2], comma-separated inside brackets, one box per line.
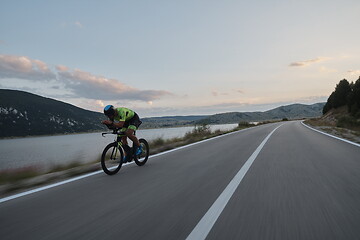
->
[134, 138, 149, 166]
[101, 142, 123, 175]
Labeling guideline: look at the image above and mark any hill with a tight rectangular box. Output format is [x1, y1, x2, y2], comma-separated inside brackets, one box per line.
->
[196, 103, 325, 124]
[0, 89, 105, 137]
[141, 115, 207, 128]
[0, 89, 325, 137]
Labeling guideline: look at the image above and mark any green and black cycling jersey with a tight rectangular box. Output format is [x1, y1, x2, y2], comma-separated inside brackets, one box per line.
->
[114, 107, 135, 122]
[114, 107, 142, 131]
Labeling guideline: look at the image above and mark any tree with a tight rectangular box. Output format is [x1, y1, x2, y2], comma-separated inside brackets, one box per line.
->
[323, 79, 352, 114]
[348, 77, 360, 116]
[323, 92, 335, 114]
[333, 79, 352, 108]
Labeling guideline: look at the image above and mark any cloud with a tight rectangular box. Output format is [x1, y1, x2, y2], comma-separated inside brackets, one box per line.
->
[234, 89, 245, 94]
[60, 21, 84, 28]
[134, 95, 328, 117]
[289, 57, 330, 67]
[95, 100, 105, 107]
[211, 89, 244, 98]
[62, 98, 107, 112]
[57, 67, 171, 101]
[347, 70, 360, 76]
[0, 54, 56, 80]
[0, 54, 171, 102]
[75, 21, 83, 28]
[137, 101, 264, 117]
[319, 66, 337, 73]
[293, 95, 328, 103]
[56, 65, 68, 72]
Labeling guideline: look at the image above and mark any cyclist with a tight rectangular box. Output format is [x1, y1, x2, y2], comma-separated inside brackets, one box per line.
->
[102, 105, 142, 162]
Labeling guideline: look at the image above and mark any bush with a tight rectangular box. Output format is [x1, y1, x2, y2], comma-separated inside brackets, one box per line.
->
[337, 116, 360, 128]
[48, 161, 82, 173]
[151, 137, 165, 148]
[185, 124, 211, 139]
[0, 167, 40, 184]
[238, 121, 255, 128]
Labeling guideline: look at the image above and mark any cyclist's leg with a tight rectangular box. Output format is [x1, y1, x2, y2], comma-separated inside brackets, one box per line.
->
[126, 128, 143, 156]
[125, 114, 141, 147]
[121, 135, 128, 145]
[120, 127, 130, 162]
[120, 120, 130, 145]
[125, 128, 140, 147]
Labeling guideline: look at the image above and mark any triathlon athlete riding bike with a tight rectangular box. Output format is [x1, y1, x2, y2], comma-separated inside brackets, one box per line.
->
[100, 105, 149, 175]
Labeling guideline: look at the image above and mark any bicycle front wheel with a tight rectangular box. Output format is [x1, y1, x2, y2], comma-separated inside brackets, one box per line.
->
[101, 142, 123, 175]
[134, 138, 149, 166]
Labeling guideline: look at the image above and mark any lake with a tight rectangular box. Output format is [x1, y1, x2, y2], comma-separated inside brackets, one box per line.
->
[0, 124, 237, 171]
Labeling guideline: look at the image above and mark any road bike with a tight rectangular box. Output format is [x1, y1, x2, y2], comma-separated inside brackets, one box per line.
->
[101, 129, 149, 175]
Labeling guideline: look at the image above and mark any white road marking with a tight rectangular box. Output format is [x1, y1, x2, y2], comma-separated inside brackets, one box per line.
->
[0, 126, 256, 204]
[186, 124, 283, 240]
[301, 121, 360, 147]
[0, 170, 104, 204]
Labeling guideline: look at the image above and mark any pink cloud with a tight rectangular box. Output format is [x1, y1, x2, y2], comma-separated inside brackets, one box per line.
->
[0, 54, 55, 80]
[0, 54, 172, 102]
[56, 66, 171, 101]
[289, 57, 331, 67]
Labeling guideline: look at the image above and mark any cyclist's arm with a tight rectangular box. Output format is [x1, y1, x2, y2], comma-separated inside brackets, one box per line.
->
[112, 121, 125, 128]
[101, 120, 124, 128]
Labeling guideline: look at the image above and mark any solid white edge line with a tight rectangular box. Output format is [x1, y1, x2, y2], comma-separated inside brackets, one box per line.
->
[301, 121, 360, 147]
[0, 125, 259, 204]
[186, 124, 283, 240]
[0, 170, 102, 204]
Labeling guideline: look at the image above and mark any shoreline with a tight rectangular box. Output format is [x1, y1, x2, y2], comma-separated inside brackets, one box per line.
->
[0, 123, 240, 140]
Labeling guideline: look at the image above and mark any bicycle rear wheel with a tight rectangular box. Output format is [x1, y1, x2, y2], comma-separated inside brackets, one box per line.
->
[134, 138, 149, 166]
[101, 142, 123, 175]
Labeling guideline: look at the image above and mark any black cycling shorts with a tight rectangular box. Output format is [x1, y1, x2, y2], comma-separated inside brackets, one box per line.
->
[122, 113, 142, 131]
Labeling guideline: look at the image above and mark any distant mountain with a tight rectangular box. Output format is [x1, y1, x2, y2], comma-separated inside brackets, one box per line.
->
[0, 89, 326, 138]
[196, 103, 326, 125]
[141, 115, 207, 128]
[0, 89, 105, 138]
[142, 103, 325, 127]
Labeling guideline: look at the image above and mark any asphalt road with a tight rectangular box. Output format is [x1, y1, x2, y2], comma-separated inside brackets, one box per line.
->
[1, 121, 359, 240]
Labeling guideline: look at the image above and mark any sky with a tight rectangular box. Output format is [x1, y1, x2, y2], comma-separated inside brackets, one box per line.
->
[0, 0, 359, 117]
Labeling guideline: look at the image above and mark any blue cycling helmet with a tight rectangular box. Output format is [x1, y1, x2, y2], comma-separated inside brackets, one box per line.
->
[104, 105, 115, 116]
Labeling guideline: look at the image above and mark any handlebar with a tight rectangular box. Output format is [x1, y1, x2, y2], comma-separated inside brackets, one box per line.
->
[101, 123, 136, 137]
[101, 129, 125, 137]
[102, 124, 121, 137]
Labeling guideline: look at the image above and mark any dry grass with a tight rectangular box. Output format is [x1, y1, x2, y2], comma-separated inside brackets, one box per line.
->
[304, 117, 360, 144]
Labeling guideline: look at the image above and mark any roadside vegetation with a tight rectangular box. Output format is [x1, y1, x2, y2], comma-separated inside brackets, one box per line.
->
[148, 122, 257, 155]
[305, 77, 360, 143]
[0, 160, 100, 194]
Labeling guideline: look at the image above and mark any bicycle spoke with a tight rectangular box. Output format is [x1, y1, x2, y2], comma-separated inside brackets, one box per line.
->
[101, 143, 123, 175]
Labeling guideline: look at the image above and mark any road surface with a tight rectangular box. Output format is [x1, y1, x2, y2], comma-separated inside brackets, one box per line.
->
[1, 121, 359, 240]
